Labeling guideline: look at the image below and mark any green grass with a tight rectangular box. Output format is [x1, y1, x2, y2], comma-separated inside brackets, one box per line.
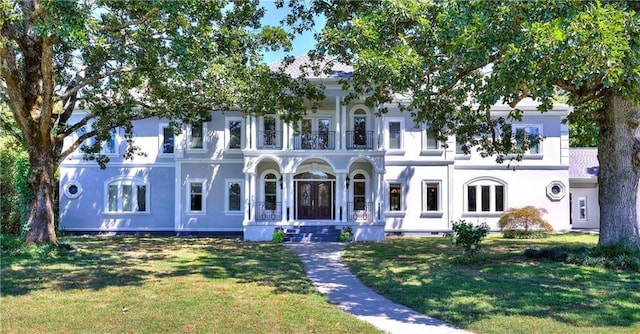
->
[1, 236, 380, 333]
[342, 233, 640, 334]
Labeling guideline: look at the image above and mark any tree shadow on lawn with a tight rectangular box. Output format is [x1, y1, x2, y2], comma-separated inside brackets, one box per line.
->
[345, 238, 640, 329]
[1, 236, 315, 297]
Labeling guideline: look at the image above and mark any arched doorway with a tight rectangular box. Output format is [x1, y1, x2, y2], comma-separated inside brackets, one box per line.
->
[294, 168, 336, 220]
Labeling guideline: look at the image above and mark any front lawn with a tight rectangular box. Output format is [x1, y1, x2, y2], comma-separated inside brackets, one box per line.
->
[1, 236, 379, 333]
[342, 233, 640, 334]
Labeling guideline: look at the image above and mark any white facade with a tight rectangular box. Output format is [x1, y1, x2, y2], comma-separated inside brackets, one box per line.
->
[59, 64, 572, 241]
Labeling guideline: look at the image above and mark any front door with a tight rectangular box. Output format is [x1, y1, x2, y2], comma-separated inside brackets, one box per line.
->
[297, 181, 333, 219]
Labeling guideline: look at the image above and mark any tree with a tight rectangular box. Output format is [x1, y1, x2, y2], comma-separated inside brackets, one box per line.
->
[1, 0, 321, 244]
[287, 0, 640, 247]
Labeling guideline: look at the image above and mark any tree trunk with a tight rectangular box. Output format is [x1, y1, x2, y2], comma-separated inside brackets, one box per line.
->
[25, 147, 57, 244]
[597, 92, 640, 248]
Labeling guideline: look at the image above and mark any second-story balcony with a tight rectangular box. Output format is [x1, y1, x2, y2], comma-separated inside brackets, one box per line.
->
[293, 131, 336, 150]
[346, 131, 375, 150]
[257, 131, 283, 149]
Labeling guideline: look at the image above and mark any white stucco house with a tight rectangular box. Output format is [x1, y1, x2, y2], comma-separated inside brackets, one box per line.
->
[59, 55, 573, 241]
[569, 148, 600, 229]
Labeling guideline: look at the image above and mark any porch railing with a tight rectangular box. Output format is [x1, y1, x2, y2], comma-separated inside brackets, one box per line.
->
[256, 202, 282, 221]
[347, 202, 374, 222]
[293, 131, 336, 150]
[257, 131, 283, 149]
[346, 131, 375, 150]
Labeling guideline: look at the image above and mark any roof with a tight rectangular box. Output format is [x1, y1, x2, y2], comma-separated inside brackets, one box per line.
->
[569, 148, 599, 179]
[268, 53, 353, 79]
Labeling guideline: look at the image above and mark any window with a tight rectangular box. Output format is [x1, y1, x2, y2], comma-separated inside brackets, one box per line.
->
[105, 177, 148, 213]
[514, 125, 541, 154]
[353, 109, 367, 147]
[100, 128, 118, 154]
[423, 125, 440, 150]
[189, 122, 205, 150]
[63, 181, 83, 199]
[352, 173, 366, 210]
[187, 179, 206, 213]
[389, 183, 402, 211]
[226, 117, 243, 150]
[225, 179, 243, 213]
[389, 122, 401, 149]
[465, 179, 506, 213]
[264, 173, 277, 210]
[578, 197, 587, 220]
[422, 181, 440, 212]
[160, 125, 174, 154]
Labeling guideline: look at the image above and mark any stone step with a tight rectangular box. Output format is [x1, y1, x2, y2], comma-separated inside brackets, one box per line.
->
[284, 225, 343, 243]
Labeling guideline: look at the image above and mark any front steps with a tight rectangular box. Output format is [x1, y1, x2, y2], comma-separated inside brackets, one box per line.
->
[285, 225, 342, 242]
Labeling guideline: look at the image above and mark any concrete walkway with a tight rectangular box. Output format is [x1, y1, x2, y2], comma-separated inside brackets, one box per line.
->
[286, 243, 470, 334]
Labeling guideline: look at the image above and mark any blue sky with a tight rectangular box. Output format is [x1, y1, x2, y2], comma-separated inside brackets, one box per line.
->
[259, 1, 325, 64]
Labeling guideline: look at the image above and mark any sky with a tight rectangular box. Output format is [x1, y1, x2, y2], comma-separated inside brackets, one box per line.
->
[259, 1, 325, 64]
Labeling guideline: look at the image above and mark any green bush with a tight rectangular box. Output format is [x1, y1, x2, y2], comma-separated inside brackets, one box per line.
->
[0, 137, 31, 236]
[498, 206, 553, 236]
[450, 219, 490, 257]
[503, 229, 549, 239]
[1, 234, 24, 251]
[340, 226, 352, 242]
[524, 243, 640, 271]
[272, 227, 286, 244]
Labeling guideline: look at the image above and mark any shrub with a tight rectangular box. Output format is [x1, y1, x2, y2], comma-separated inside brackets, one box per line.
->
[502, 229, 549, 239]
[450, 219, 490, 257]
[272, 227, 286, 244]
[0, 137, 25, 236]
[0, 234, 24, 251]
[340, 226, 353, 242]
[524, 243, 640, 271]
[499, 206, 553, 238]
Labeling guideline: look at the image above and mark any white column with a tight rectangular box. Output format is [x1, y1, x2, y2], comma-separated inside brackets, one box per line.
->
[249, 173, 257, 223]
[250, 116, 257, 150]
[374, 106, 380, 149]
[341, 98, 347, 150]
[280, 172, 287, 223]
[244, 116, 251, 150]
[287, 173, 295, 221]
[335, 96, 341, 150]
[335, 173, 343, 222]
[244, 172, 250, 224]
[282, 119, 288, 150]
[376, 172, 385, 223]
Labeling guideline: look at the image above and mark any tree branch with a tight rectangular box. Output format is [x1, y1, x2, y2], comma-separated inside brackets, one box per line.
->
[59, 67, 138, 102]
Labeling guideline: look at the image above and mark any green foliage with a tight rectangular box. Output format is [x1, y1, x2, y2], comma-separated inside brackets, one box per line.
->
[525, 242, 640, 271]
[502, 230, 549, 239]
[0, 137, 31, 236]
[340, 226, 352, 242]
[272, 227, 286, 244]
[498, 206, 554, 234]
[450, 220, 490, 258]
[0, 235, 24, 251]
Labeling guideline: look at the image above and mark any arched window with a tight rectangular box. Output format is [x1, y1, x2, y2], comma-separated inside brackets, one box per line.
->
[105, 177, 149, 213]
[264, 173, 278, 210]
[464, 178, 506, 213]
[351, 109, 368, 148]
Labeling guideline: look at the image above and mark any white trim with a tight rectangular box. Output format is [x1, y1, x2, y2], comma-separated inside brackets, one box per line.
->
[225, 116, 245, 151]
[63, 180, 83, 199]
[349, 169, 371, 209]
[186, 122, 208, 152]
[159, 123, 175, 156]
[421, 123, 444, 155]
[186, 178, 207, 214]
[103, 176, 150, 214]
[513, 124, 543, 155]
[259, 169, 281, 209]
[224, 178, 244, 213]
[463, 178, 507, 214]
[578, 196, 588, 221]
[421, 180, 442, 214]
[384, 117, 405, 153]
[385, 180, 406, 213]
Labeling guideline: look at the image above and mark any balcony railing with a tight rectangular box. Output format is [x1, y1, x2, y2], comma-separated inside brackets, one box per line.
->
[256, 202, 282, 221]
[346, 131, 375, 150]
[257, 131, 283, 149]
[347, 201, 374, 223]
[293, 131, 336, 150]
